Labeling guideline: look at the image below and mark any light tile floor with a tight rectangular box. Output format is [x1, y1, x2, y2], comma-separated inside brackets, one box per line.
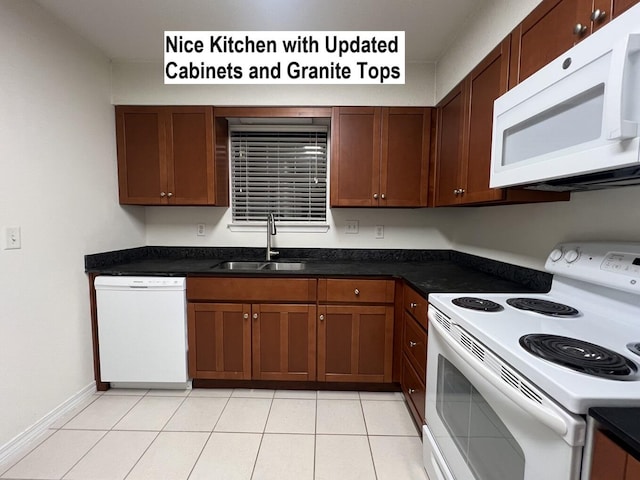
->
[0, 389, 429, 480]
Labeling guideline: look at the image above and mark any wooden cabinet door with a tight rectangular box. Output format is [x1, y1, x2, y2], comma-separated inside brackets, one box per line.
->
[380, 107, 431, 207]
[461, 39, 510, 204]
[318, 305, 394, 382]
[116, 106, 167, 204]
[626, 453, 640, 479]
[187, 303, 251, 380]
[591, 430, 627, 480]
[433, 82, 466, 206]
[509, 0, 583, 87]
[330, 107, 381, 206]
[613, 0, 640, 18]
[166, 107, 215, 205]
[401, 353, 426, 425]
[252, 304, 317, 381]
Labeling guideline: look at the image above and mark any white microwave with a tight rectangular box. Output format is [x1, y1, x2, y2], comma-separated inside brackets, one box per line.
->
[490, 4, 640, 192]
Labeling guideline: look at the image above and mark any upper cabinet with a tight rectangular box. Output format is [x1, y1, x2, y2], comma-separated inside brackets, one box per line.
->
[115, 106, 229, 206]
[509, 0, 640, 87]
[331, 107, 431, 207]
[432, 39, 569, 206]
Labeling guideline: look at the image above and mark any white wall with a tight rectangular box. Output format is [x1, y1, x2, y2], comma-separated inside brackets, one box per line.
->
[446, 187, 640, 271]
[434, 0, 640, 270]
[144, 206, 455, 250]
[0, 0, 145, 451]
[435, 0, 542, 102]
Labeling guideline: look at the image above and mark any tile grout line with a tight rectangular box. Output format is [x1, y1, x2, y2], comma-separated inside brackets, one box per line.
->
[360, 394, 380, 480]
[248, 393, 275, 480]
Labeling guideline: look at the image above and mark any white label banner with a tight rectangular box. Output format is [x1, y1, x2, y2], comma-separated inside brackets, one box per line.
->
[164, 31, 405, 84]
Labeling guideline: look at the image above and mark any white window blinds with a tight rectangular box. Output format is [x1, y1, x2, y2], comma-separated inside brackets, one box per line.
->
[230, 126, 328, 223]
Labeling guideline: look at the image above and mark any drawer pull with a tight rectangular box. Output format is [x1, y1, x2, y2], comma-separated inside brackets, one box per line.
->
[408, 388, 416, 394]
[354, 288, 360, 296]
[409, 341, 417, 348]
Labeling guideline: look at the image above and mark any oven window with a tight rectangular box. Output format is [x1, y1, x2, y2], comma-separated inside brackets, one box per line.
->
[436, 356, 525, 480]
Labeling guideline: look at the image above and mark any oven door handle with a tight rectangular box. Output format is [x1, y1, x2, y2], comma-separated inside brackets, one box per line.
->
[429, 316, 569, 437]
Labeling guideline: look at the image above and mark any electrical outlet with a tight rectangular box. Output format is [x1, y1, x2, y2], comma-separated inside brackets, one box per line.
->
[345, 220, 359, 234]
[5, 226, 21, 249]
[196, 224, 206, 236]
[375, 225, 384, 239]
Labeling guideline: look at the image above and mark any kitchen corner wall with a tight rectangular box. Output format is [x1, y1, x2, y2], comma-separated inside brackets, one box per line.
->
[0, 0, 145, 453]
[435, 0, 640, 271]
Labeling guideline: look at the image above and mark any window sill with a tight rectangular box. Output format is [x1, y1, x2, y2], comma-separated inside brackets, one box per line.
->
[227, 223, 330, 233]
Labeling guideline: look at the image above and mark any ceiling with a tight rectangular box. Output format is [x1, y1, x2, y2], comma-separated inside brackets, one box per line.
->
[35, 0, 485, 63]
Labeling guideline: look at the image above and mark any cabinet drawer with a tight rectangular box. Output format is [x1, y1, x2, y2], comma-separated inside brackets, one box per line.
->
[402, 353, 426, 426]
[403, 286, 428, 329]
[187, 277, 317, 302]
[319, 278, 395, 304]
[402, 312, 427, 379]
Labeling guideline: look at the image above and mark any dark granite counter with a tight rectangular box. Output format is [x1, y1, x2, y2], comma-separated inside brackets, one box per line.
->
[589, 407, 640, 460]
[85, 247, 551, 296]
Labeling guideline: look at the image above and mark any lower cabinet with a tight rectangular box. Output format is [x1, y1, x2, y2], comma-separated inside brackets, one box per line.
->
[317, 278, 396, 383]
[317, 304, 394, 382]
[252, 303, 317, 381]
[590, 429, 640, 480]
[187, 276, 396, 385]
[187, 277, 317, 382]
[188, 302, 251, 380]
[400, 283, 429, 427]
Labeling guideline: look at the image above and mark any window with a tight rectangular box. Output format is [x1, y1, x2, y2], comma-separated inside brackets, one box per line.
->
[230, 125, 328, 226]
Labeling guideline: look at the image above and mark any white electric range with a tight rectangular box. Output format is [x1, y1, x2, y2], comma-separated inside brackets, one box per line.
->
[424, 242, 640, 480]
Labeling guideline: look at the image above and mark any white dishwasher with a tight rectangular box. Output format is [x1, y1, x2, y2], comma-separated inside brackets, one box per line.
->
[94, 276, 188, 387]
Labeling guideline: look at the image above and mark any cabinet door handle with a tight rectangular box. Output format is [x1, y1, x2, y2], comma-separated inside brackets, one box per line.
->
[459, 189, 465, 195]
[590, 9, 606, 22]
[573, 23, 587, 35]
[373, 193, 379, 199]
[319, 314, 325, 321]
[409, 341, 417, 347]
[408, 388, 416, 394]
[167, 192, 173, 198]
[252, 313, 258, 320]
[243, 313, 249, 319]
[160, 192, 166, 197]
[354, 288, 360, 296]
[410, 302, 417, 309]
[381, 193, 386, 199]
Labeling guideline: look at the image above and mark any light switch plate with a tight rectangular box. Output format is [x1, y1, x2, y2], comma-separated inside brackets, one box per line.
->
[196, 223, 206, 236]
[5, 226, 21, 249]
[375, 225, 384, 239]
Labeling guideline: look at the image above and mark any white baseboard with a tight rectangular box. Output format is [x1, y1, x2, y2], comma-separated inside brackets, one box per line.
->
[0, 382, 97, 467]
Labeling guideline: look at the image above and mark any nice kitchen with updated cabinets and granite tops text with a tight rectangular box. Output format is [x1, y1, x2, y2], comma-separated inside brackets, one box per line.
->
[3, 1, 640, 479]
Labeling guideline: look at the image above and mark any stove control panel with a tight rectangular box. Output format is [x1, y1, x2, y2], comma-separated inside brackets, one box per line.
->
[546, 242, 640, 294]
[601, 252, 640, 276]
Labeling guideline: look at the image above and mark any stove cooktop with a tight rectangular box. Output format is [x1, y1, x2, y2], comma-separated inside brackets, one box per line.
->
[429, 288, 640, 414]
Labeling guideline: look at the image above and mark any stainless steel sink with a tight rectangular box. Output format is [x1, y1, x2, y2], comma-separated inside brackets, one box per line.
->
[214, 261, 306, 271]
[261, 262, 306, 271]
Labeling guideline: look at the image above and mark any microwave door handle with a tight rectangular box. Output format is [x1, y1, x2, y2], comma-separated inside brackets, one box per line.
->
[605, 33, 640, 140]
[428, 315, 569, 437]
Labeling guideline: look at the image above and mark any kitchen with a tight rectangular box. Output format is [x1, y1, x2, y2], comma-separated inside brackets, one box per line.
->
[2, 0, 640, 479]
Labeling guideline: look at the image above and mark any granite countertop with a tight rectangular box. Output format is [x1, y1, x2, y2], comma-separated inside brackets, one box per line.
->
[85, 246, 551, 296]
[589, 407, 640, 459]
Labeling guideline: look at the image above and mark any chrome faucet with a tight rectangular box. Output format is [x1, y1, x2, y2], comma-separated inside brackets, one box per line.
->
[266, 213, 279, 260]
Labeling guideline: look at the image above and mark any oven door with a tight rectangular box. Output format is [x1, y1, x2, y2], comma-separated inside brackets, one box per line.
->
[424, 307, 585, 480]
